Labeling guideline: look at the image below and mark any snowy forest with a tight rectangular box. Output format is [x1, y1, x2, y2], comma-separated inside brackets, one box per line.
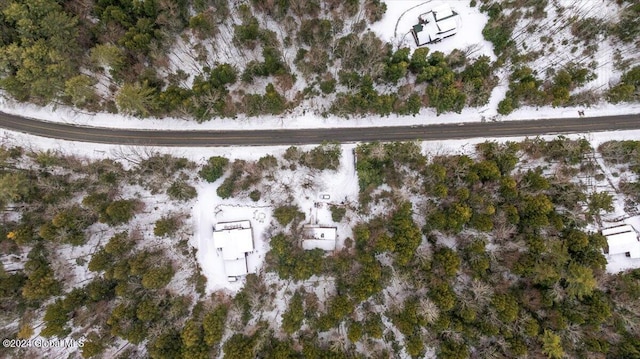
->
[2, 136, 640, 358]
[0, 0, 638, 120]
[2, 0, 640, 358]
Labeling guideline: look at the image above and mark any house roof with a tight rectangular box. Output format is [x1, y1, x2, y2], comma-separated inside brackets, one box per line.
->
[302, 225, 337, 251]
[213, 227, 254, 260]
[304, 226, 337, 241]
[215, 220, 251, 231]
[212, 221, 254, 277]
[603, 225, 640, 258]
[413, 6, 457, 46]
[223, 258, 249, 277]
[432, 4, 454, 21]
[602, 224, 634, 236]
[302, 239, 337, 251]
[414, 24, 433, 45]
[437, 17, 457, 33]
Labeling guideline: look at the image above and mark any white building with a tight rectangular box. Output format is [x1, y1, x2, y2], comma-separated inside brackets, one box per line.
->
[411, 5, 459, 46]
[602, 224, 640, 258]
[212, 221, 255, 280]
[302, 225, 337, 251]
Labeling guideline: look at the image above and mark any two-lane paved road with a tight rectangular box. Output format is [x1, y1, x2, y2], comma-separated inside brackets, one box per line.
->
[0, 111, 638, 146]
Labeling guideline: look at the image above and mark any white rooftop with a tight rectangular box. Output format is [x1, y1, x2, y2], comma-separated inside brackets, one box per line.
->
[432, 4, 454, 21]
[602, 225, 640, 259]
[415, 25, 433, 46]
[437, 17, 457, 33]
[602, 224, 634, 236]
[223, 258, 250, 277]
[212, 221, 254, 278]
[414, 6, 458, 46]
[302, 225, 337, 251]
[302, 239, 337, 251]
[305, 226, 336, 240]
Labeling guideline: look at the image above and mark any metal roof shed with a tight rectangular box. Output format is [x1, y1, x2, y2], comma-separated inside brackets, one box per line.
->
[602, 225, 640, 258]
[302, 225, 337, 251]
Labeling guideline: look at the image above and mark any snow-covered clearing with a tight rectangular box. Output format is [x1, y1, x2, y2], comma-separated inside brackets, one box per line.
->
[190, 144, 359, 294]
[192, 182, 273, 293]
[370, 0, 496, 60]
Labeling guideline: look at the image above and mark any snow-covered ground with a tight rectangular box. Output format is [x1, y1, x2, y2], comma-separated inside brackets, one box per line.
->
[188, 144, 360, 294]
[370, 0, 496, 60]
[5, 126, 640, 282]
[192, 182, 273, 293]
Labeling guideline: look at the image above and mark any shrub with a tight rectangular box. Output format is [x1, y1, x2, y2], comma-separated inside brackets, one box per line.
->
[319, 78, 336, 94]
[347, 321, 363, 342]
[141, 265, 175, 289]
[167, 181, 197, 201]
[234, 16, 261, 45]
[136, 154, 193, 177]
[243, 84, 287, 116]
[216, 164, 243, 199]
[281, 291, 304, 334]
[216, 178, 236, 199]
[497, 97, 514, 115]
[607, 66, 640, 104]
[298, 19, 332, 46]
[347, 322, 362, 343]
[154, 216, 181, 237]
[199, 156, 229, 182]
[274, 205, 305, 226]
[249, 190, 261, 202]
[303, 142, 342, 170]
[284, 146, 302, 162]
[101, 200, 137, 225]
[257, 155, 278, 170]
[611, 3, 640, 43]
[330, 205, 346, 222]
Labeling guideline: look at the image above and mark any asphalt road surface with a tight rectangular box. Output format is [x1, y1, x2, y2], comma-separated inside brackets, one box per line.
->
[0, 111, 638, 146]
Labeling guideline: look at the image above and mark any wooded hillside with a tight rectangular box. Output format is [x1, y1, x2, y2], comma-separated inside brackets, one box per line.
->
[1, 0, 637, 120]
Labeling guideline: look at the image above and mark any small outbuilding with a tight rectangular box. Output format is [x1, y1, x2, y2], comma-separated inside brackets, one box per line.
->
[602, 224, 640, 258]
[212, 221, 255, 280]
[302, 225, 337, 251]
